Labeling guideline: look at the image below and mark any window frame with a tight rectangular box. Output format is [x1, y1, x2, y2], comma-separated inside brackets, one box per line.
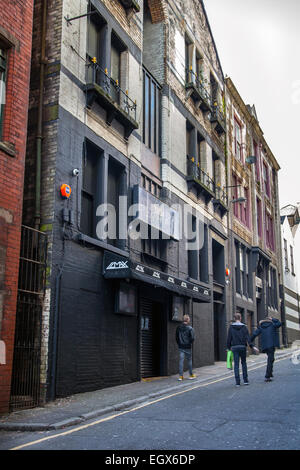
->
[263, 161, 270, 197]
[142, 67, 161, 155]
[234, 117, 243, 162]
[256, 197, 262, 238]
[0, 46, 7, 140]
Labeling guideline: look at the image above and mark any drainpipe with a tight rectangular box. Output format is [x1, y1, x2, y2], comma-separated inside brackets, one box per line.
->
[49, 264, 64, 402]
[35, 0, 47, 230]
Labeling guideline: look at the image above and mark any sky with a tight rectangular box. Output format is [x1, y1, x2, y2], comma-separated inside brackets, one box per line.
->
[203, 0, 300, 209]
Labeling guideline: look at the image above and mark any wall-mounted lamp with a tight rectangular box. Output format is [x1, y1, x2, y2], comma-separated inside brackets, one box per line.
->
[245, 155, 257, 164]
[230, 197, 246, 204]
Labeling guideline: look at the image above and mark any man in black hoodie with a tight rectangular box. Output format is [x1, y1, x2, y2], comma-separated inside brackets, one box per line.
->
[250, 316, 282, 382]
[227, 313, 254, 386]
[176, 315, 195, 381]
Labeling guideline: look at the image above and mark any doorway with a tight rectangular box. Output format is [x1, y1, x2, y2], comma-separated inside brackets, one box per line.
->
[213, 299, 226, 362]
[139, 296, 164, 378]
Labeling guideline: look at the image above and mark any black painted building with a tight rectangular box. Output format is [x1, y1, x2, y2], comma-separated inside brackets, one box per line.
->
[19, 0, 230, 405]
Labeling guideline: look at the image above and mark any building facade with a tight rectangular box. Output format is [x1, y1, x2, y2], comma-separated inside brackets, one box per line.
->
[280, 204, 300, 343]
[225, 77, 284, 347]
[7, 0, 231, 408]
[0, 0, 34, 414]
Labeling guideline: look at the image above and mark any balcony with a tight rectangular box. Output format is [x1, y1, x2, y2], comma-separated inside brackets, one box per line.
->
[186, 158, 215, 204]
[210, 103, 226, 136]
[185, 69, 212, 113]
[212, 185, 229, 216]
[119, 0, 140, 13]
[84, 61, 138, 140]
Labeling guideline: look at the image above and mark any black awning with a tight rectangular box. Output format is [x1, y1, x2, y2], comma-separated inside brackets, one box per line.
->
[103, 251, 211, 303]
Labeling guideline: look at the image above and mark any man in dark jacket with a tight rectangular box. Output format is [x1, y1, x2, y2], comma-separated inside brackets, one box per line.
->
[227, 313, 254, 386]
[250, 316, 282, 382]
[176, 315, 195, 381]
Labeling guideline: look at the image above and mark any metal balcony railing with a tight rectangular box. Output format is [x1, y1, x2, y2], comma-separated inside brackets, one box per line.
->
[86, 61, 137, 123]
[185, 69, 212, 111]
[210, 102, 226, 134]
[187, 158, 215, 194]
[215, 185, 228, 207]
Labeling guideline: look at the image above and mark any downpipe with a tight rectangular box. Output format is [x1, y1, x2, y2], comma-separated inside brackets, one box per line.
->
[35, 0, 47, 230]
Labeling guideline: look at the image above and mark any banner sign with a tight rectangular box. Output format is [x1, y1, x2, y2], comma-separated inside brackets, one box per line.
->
[132, 185, 180, 240]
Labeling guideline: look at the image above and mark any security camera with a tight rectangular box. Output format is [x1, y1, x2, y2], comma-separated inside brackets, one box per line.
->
[72, 169, 79, 176]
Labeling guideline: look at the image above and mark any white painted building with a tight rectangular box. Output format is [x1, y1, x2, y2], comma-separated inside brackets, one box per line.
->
[280, 204, 300, 343]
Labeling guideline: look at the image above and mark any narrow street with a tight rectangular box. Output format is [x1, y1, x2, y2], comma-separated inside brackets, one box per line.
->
[1, 355, 299, 452]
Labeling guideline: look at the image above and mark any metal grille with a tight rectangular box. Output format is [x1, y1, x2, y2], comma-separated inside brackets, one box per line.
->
[10, 225, 47, 411]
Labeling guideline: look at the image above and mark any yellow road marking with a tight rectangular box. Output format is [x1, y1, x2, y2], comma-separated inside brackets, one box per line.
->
[10, 356, 289, 450]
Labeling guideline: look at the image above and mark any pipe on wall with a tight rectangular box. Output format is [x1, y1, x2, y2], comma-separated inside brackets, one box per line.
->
[35, 0, 47, 230]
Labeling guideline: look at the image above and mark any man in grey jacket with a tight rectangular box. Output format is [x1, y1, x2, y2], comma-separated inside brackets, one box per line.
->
[176, 315, 196, 381]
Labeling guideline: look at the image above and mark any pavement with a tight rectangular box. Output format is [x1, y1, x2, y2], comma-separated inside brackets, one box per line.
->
[0, 346, 298, 432]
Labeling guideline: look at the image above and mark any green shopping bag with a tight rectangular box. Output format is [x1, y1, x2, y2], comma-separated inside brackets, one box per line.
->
[226, 350, 233, 370]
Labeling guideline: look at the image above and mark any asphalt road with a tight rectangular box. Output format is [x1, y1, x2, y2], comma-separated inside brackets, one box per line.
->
[1, 355, 300, 453]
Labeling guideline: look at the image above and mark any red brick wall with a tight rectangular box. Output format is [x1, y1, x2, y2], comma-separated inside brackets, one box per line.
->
[0, 0, 34, 414]
[147, 0, 167, 23]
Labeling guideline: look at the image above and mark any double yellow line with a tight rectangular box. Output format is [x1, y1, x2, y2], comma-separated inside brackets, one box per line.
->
[10, 356, 289, 450]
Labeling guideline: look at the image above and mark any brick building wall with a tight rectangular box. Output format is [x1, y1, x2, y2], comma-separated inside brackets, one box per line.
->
[0, 0, 34, 414]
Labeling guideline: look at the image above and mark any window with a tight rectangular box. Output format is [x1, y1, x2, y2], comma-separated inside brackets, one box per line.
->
[284, 239, 288, 270]
[246, 249, 252, 299]
[185, 34, 193, 83]
[290, 245, 295, 275]
[265, 211, 275, 251]
[0, 47, 7, 139]
[199, 223, 208, 283]
[253, 140, 260, 181]
[235, 242, 252, 298]
[263, 162, 270, 197]
[141, 173, 162, 199]
[81, 141, 126, 244]
[196, 50, 204, 82]
[234, 118, 242, 161]
[240, 245, 245, 295]
[141, 173, 165, 260]
[110, 37, 121, 102]
[232, 173, 239, 217]
[210, 73, 218, 105]
[243, 187, 250, 228]
[257, 197, 262, 238]
[186, 121, 193, 160]
[268, 267, 278, 309]
[107, 158, 123, 246]
[81, 142, 100, 237]
[235, 241, 241, 294]
[87, 15, 126, 106]
[143, 68, 160, 154]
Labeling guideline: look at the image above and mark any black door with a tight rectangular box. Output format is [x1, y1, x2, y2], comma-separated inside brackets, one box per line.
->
[140, 297, 163, 378]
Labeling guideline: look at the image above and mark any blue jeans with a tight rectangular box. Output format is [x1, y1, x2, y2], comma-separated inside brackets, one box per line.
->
[179, 349, 193, 376]
[231, 345, 248, 385]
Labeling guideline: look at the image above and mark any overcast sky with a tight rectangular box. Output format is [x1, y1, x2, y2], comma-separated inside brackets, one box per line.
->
[203, 0, 300, 209]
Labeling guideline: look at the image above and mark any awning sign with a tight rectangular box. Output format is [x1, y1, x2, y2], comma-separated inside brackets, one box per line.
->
[103, 252, 211, 302]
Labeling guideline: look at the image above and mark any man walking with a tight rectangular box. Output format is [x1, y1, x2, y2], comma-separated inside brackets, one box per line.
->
[227, 313, 254, 387]
[176, 314, 196, 381]
[250, 316, 282, 382]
